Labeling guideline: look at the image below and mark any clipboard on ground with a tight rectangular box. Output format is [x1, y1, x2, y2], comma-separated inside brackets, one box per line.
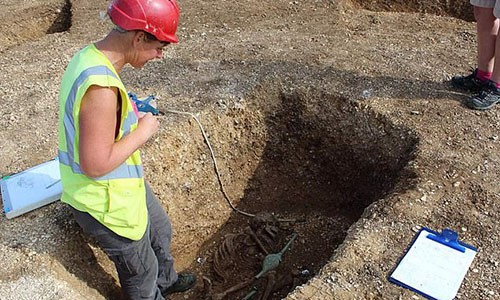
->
[1, 158, 62, 219]
[389, 227, 477, 300]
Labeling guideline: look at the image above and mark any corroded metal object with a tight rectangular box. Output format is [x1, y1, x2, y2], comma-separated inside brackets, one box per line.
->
[256, 233, 297, 279]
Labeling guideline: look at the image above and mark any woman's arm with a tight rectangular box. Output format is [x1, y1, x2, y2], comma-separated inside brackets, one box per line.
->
[79, 85, 159, 178]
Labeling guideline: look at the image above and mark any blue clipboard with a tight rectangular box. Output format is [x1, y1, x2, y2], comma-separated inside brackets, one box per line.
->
[389, 227, 477, 300]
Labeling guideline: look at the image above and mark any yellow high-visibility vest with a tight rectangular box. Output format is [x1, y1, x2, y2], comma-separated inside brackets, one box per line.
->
[58, 44, 147, 241]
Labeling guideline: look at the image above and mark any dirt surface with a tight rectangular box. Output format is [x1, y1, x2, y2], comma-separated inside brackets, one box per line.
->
[0, 0, 499, 299]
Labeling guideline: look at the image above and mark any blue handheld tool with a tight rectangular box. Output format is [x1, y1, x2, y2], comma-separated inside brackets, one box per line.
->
[128, 92, 160, 116]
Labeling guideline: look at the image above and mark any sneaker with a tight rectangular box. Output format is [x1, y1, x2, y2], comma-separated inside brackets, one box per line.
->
[451, 69, 488, 92]
[161, 273, 196, 296]
[466, 80, 500, 110]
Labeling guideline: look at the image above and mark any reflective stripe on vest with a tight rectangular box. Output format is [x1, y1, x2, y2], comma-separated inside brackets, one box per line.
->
[59, 65, 143, 180]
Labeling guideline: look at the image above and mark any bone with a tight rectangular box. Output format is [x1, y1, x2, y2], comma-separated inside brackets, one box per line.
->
[245, 227, 270, 255]
[203, 276, 213, 300]
[211, 277, 255, 300]
[260, 271, 276, 300]
[271, 272, 295, 295]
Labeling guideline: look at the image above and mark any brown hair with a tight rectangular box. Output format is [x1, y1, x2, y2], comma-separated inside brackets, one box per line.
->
[114, 26, 170, 45]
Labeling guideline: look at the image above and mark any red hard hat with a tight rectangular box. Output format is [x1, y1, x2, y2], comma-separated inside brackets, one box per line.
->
[108, 0, 180, 43]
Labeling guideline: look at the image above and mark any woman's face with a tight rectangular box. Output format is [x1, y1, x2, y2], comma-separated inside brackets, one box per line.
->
[130, 33, 170, 68]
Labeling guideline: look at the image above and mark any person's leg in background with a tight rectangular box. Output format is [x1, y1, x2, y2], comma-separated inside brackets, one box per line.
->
[452, 1, 497, 92]
[486, 1, 500, 81]
[475, 4, 498, 79]
[468, 0, 500, 109]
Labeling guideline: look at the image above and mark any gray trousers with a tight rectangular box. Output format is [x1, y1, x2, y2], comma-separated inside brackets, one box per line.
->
[70, 183, 178, 300]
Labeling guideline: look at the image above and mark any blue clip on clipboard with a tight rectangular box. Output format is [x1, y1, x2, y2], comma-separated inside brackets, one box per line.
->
[389, 227, 477, 300]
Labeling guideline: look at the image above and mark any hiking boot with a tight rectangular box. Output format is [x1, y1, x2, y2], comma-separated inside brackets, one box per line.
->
[466, 80, 500, 110]
[451, 69, 488, 92]
[162, 273, 196, 296]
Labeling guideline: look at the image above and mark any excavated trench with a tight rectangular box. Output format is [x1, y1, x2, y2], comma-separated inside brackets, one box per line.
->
[144, 87, 419, 300]
[0, 78, 419, 298]
[352, 0, 474, 21]
[0, 0, 71, 52]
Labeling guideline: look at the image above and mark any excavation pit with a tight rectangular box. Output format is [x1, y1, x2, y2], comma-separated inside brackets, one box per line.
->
[352, 0, 474, 21]
[145, 87, 419, 300]
[0, 0, 72, 52]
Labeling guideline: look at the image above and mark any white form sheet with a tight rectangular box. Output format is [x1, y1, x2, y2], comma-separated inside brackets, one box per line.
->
[1, 158, 62, 219]
[389, 228, 477, 300]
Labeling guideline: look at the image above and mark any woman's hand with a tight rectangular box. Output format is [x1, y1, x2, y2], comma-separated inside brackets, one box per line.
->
[137, 112, 160, 143]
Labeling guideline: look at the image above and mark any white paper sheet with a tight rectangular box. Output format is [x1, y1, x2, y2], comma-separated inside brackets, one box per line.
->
[390, 228, 477, 300]
[1, 158, 62, 219]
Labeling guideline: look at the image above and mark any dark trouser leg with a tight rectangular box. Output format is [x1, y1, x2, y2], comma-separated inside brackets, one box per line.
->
[71, 207, 165, 300]
[145, 183, 178, 291]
